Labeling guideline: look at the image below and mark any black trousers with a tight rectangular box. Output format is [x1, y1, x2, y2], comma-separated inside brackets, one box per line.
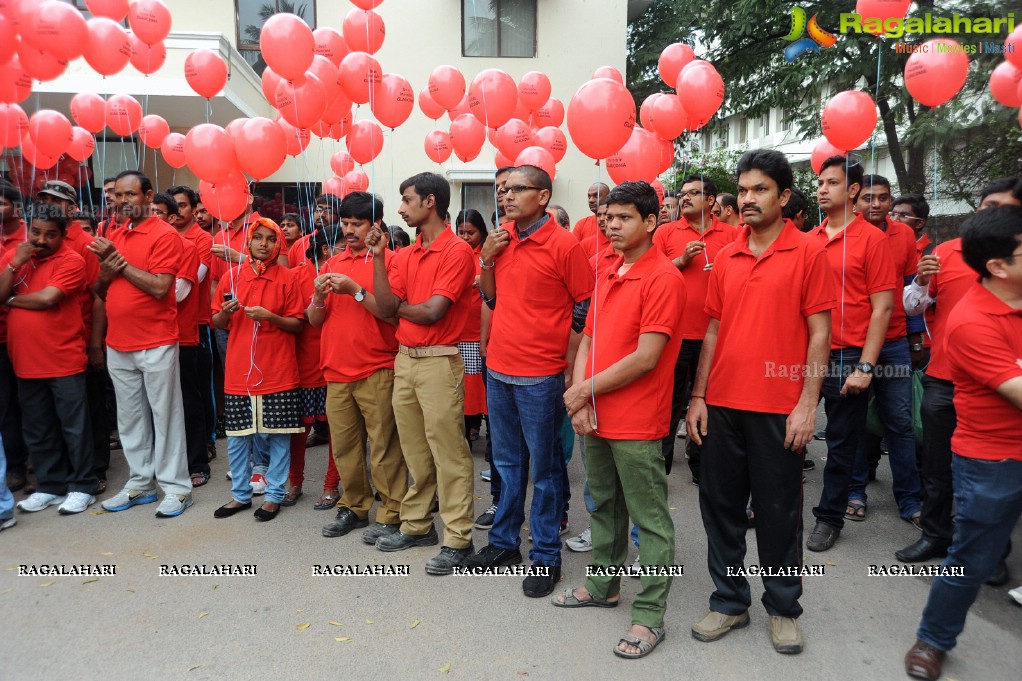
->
[919, 375, 955, 544]
[0, 344, 27, 474]
[179, 345, 209, 475]
[699, 406, 804, 618]
[85, 366, 111, 479]
[661, 338, 702, 476]
[19, 374, 95, 495]
[197, 325, 216, 445]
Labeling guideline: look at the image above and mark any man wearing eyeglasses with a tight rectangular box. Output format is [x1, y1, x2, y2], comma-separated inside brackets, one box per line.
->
[472, 165, 594, 598]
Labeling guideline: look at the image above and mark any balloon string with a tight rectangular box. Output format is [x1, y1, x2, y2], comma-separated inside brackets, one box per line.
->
[871, 45, 882, 175]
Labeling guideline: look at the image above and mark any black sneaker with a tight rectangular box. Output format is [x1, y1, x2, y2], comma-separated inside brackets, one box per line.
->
[523, 563, 561, 597]
[813, 430, 826, 441]
[474, 503, 497, 529]
[322, 507, 369, 538]
[362, 522, 400, 545]
[425, 545, 474, 576]
[375, 525, 439, 552]
[802, 459, 816, 471]
[464, 543, 522, 568]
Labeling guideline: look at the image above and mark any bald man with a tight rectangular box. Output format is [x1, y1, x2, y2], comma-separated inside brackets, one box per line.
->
[572, 183, 610, 247]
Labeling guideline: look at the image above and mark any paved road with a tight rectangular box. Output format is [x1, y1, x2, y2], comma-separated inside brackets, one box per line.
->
[2, 433, 1019, 681]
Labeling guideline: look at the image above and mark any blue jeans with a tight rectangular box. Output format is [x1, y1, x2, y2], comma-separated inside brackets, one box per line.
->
[917, 455, 1022, 651]
[227, 433, 290, 504]
[848, 338, 922, 519]
[487, 372, 565, 566]
[0, 435, 13, 520]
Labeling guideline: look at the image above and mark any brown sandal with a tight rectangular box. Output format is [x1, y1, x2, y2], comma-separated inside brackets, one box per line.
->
[190, 472, 210, 488]
[313, 491, 339, 510]
[280, 487, 303, 507]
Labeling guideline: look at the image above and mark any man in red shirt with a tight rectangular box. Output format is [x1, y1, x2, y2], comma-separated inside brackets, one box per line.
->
[0, 204, 95, 514]
[904, 205, 1022, 681]
[658, 192, 678, 226]
[89, 171, 191, 519]
[572, 182, 610, 244]
[0, 182, 28, 492]
[711, 192, 741, 228]
[367, 172, 477, 576]
[553, 181, 684, 659]
[891, 193, 932, 368]
[806, 156, 895, 552]
[687, 150, 835, 654]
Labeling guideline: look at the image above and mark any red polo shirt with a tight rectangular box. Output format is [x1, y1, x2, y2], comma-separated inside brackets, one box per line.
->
[924, 238, 975, 381]
[589, 243, 619, 272]
[3, 244, 87, 378]
[105, 217, 182, 353]
[653, 215, 739, 340]
[809, 214, 896, 350]
[579, 227, 611, 258]
[706, 221, 837, 414]
[180, 223, 213, 326]
[213, 261, 303, 396]
[487, 217, 595, 377]
[61, 220, 100, 345]
[287, 233, 314, 269]
[879, 218, 918, 341]
[0, 219, 26, 345]
[584, 247, 686, 440]
[176, 238, 201, 347]
[294, 262, 326, 388]
[916, 232, 931, 257]
[210, 212, 261, 291]
[946, 284, 1022, 461]
[389, 228, 475, 348]
[572, 214, 597, 243]
[320, 248, 398, 383]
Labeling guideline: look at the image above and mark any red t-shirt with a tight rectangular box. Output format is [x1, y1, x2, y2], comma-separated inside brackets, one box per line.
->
[389, 228, 475, 348]
[572, 214, 597, 243]
[0, 220, 26, 345]
[487, 218, 595, 377]
[176, 238, 201, 347]
[210, 212, 261, 291]
[180, 223, 213, 326]
[809, 214, 896, 350]
[320, 248, 399, 383]
[287, 233, 314, 269]
[705, 221, 837, 414]
[916, 232, 931, 258]
[584, 247, 686, 440]
[946, 284, 1022, 461]
[212, 262, 303, 396]
[588, 243, 620, 272]
[653, 215, 739, 340]
[3, 244, 87, 378]
[924, 238, 975, 381]
[460, 244, 483, 343]
[879, 218, 918, 341]
[579, 227, 611, 259]
[294, 261, 326, 388]
[61, 220, 100, 346]
[105, 217, 182, 353]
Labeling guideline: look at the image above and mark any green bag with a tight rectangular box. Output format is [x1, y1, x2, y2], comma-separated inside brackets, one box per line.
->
[865, 369, 925, 444]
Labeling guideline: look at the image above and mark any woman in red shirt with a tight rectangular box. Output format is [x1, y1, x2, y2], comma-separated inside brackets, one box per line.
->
[455, 209, 489, 442]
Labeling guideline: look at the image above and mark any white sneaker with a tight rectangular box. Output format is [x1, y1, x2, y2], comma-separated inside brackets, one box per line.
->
[58, 492, 96, 515]
[155, 493, 193, 518]
[16, 492, 66, 513]
[250, 474, 266, 495]
[0, 516, 15, 531]
[566, 526, 593, 552]
[629, 554, 642, 578]
[1010, 585, 1022, 607]
[677, 421, 687, 438]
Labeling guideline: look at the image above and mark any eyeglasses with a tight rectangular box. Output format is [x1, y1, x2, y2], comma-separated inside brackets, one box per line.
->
[888, 211, 921, 222]
[678, 190, 706, 199]
[153, 209, 169, 217]
[503, 185, 542, 196]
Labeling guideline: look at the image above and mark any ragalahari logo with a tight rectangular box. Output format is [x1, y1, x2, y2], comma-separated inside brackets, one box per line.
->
[783, 7, 838, 61]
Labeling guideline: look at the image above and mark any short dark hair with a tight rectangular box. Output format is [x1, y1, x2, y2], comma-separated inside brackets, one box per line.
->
[606, 181, 659, 221]
[680, 175, 717, 199]
[892, 193, 930, 220]
[339, 192, 384, 222]
[819, 156, 863, 199]
[305, 226, 342, 262]
[495, 166, 514, 178]
[455, 209, 489, 240]
[860, 174, 891, 192]
[512, 165, 553, 195]
[782, 187, 808, 220]
[548, 204, 570, 228]
[103, 177, 117, 186]
[400, 172, 451, 218]
[279, 212, 302, 226]
[27, 202, 69, 234]
[115, 170, 153, 194]
[961, 205, 1022, 278]
[736, 149, 794, 194]
[980, 177, 1020, 202]
[75, 212, 99, 231]
[717, 193, 737, 211]
[0, 181, 23, 207]
[388, 227, 410, 249]
[315, 193, 343, 213]
[152, 192, 179, 216]
[167, 185, 198, 208]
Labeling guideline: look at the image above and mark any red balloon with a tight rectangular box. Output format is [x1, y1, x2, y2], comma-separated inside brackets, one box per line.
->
[330, 116, 351, 141]
[592, 66, 624, 84]
[372, 73, 414, 129]
[309, 119, 330, 139]
[277, 118, 311, 156]
[531, 97, 564, 128]
[346, 120, 384, 164]
[0, 14, 15, 67]
[20, 134, 59, 170]
[338, 51, 382, 104]
[323, 176, 348, 198]
[185, 124, 237, 183]
[657, 137, 674, 174]
[514, 146, 556, 181]
[321, 93, 353, 125]
[18, 42, 67, 82]
[449, 113, 485, 162]
[518, 71, 552, 112]
[200, 176, 249, 221]
[447, 94, 471, 121]
[418, 87, 445, 120]
[185, 48, 228, 99]
[261, 67, 282, 104]
[307, 55, 342, 104]
[904, 39, 970, 107]
[424, 129, 452, 164]
[342, 8, 385, 55]
[494, 150, 512, 169]
[1007, 27, 1022, 70]
[127, 0, 171, 45]
[0, 104, 29, 149]
[29, 110, 72, 158]
[235, 117, 287, 180]
[275, 74, 328, 129]
[67, 126, 95, 161]
[990, 61, 1022, 107]
[494, 118, 532, 160]
[468, 69, 518, 128]
[855, 0, 911, 35]
[639, 93, 662, 131]
[606, 128, 660, 184]
[330, 151, 356, 177]
[0, 57, 34, 104]
[678, 59, 713, 83]
[161, 132, 187, 168]
[129, 36, 166, 74]
[658, 43, 696, 88]
[225, 118, 248, 140]
[260, 12, 314, 80]
[71, 93, 106, 133]
[86, 0, 129, 21]
[567, 78, 635, 160]
[531, 126, 567, 163]
[22, 0, 88, 61]
[84, 17, 131, 76]
[105, 94, 142, 136]
[650, 94, 689, 140]
[810, 140, 846, 174]
[428, 65, 467, 111]
[138, 114, 169, 149]
[678, 64, 724, 121]
[651, 179, 666, 206]
[821, 90, 877, 150]
[351, 0, 383, 8]
[313, 27, 349, 66]
[345, 169, 369, 192]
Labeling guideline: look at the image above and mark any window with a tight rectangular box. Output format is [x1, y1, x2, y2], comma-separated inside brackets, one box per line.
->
[237, 1, 317, 75]
[251, 182, 321, 226]
[462, 0, 537, 57]
[737, 118, 747, 145]
[759, 111, 770, 137]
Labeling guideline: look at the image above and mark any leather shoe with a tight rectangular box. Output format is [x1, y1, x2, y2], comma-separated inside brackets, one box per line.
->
[691, 610, 750, 642]
[806, 521, 840, 552]
[896, 537, 950, 563]
[905, 639, 945, 680]
[213, 501, 252, 518]
[322, 507, 368, 537]
[985, 559, 1010, 587]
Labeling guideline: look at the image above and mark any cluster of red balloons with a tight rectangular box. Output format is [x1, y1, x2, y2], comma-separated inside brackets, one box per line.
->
[989, 26, 1022, 128]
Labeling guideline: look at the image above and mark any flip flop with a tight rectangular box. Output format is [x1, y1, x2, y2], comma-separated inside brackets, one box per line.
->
[280, 487, 303, 507]
[313, 492, 339, 510]
[845, 500, 867, 521]
[614, 626, 666, 659]
[551, 587, 618, 609]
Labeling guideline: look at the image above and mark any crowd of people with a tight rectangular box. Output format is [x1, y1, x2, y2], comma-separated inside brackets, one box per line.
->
[0, 152, 1019, 674]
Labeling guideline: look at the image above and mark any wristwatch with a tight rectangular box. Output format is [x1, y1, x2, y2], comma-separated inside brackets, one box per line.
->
[855, 362, 874, 375]
[353, 287, 367, 302]
[479, 256, 494, 270]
